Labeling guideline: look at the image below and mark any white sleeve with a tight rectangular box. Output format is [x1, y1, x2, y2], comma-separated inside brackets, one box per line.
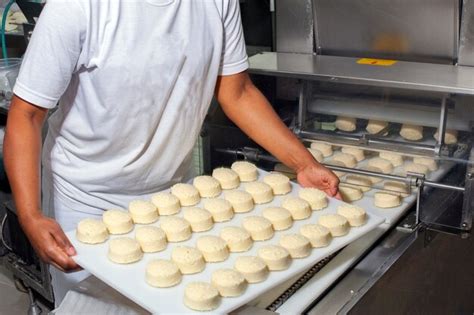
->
[218, 0, 249, 76]
[13, 0, 86, 109]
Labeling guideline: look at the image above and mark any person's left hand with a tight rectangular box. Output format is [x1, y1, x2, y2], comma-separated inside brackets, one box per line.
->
[296, 163, 342, 200]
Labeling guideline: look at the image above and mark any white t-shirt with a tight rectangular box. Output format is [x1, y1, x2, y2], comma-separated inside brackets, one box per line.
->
[14, 0, 248, 215]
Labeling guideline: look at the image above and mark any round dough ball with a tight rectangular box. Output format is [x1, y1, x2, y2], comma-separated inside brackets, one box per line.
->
[326, 159, 347, 178]
[171, 246, 206, 274]
[379, 151, 404, 167]
[151, 193, 180, 216]
[339, 184, 363, 202]
[281, 196, 312, 220]
[170, 183, 200, 207]
[335, 116, 357, 132]
[224, 190, 254, 213]
[220, 226, 253, 252]
[400, 124, 423, 141]
[203, 198, 234, 222]
[146, 259, 181, 288]
[183, 207, 213, 232]
[258, 245, 291, 271]
[367, 157, 394, 174]
[341, 147, 365, 162]
[211, 269, 247, 297]
[212, 167, 240, 189]
[299, 224, 332, 248]
[263, 173, 292, 195]
[345, 175, 372, 192]
[128, 200, 158, 224]
[183, 282, 220, 311]
[108, 237, 143, 264]
[234, 256, 269, 283]
[102, 210, 133, 235]
[413, 157, 438, 171]
[374, 192, 401, 208]
[310, 142, 333, 157]
[193, 175, 222, 198]
[337, 204, 367, 227]
[76, 218, 109, 244]
[262, 207, 293, 230]
[403, 162, 429, 176]
[318, 214, 350, 237]
[434, 128, 458, 144]
[384, 181, 410, 197]
[160, 217, 192, 242]
[196, 235, 229, 263]
[279, 234, 311, 258]
[244, 182, 274, 204]
[332, 153, 358, 168]
[308, 148, 324, 162]
[298, 187, 328, 210]
[231, 161, 258, 182]
[242, 216, 274, 241]
[366, 120, 388, 134]
[135, 226, 167, 253]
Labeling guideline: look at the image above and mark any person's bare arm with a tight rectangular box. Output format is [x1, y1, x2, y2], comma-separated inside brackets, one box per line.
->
[4, 95, 79, 271]
[215, 71, 340, 198]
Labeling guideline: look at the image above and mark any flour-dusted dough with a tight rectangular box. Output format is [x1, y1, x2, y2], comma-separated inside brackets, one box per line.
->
[151, 193, 180, 215]
[298, 188, 328, 210]
[242, 216, 274, 241]
[108, 237, 143, 264]
[279, 234, 311, 258]
[193, 175, 222, 198]
[332, 153, 358, 168]
[367, 157, 394, 174]
[135, 226, 167, 253]
[337, 204, 367, 227]
[160, 217, 192, 242]
[171, 246, 206, 274]
[170, 183, 200, 206]
[403, 162, 429, 176]
[379, 151, 404, 167]
[212, 167, 240, 189]
[211, 269, 247, 297]
[224, 190, 254, 213]
[374, 192, 401, 208]
[203, 198, 234, 222]
[413, 157, 438, 171]
[400, 124, 423, 141]
[310, 142, 333, 157]
[146, 259, 181, 288]
[308, 148, 324, 162]
[384, 181, 410, 197]
[366, 120, 388, 134]
[318, 214, 350, 237]
[102, 210, 133, 235]
[220, 226, 253, 252]
[196, 235, 229, 263]
[234, 256, 269, 283]
[258, 245, 291, 271]
[183, 282, 220, 311]
[299, 224, 332, 248]
[280, 197, 311, 221]
[76, 219, 109, 244]
[183, 207, 214, 232]
[345, 175, 373, 192]
[263, 173, 292, 195]
[335, 116, 357, 132]
[245, 181, 274, 204]
[341, 147, 365, 162]
[339, 184, 363, 202]
[231, 161, 258, 182]
[262, 207, 293, 230]
[128, 200, 158, 224]
[434, 128, 458, 144]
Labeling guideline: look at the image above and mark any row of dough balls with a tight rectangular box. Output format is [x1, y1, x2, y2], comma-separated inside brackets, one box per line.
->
[334, 116, 458, 144]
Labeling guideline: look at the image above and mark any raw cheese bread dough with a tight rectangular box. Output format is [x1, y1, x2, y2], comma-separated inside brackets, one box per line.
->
[76, 219, 109, 244]
[212, 167, 240, 189]
[299, 224, 332, 248]
[231, 161, 258, 182]
[135, 226, 167, 253]
[374, 192, 401, 208]
[128, 200, 158, 224]
[341, 147, 365, 162]
[151, 193, 180, 216]
[234, 256, 269, 283]
[434, 128, 458, 144]
[263, 173, 292, 195]
[146, 259, 181, 288]
[258, 245, 291, 271]
[245, 182, 274, 204]
[413, 157, 438, 171]
[400, 124, 423, 141]
[281, 196, 312, 219]
[224, 190, 254, 213]
[279, 234, 311, 258]
[345, 175, 372, 192]
[220, 226, 253, 252]
[384, 181, 410, 197]
[203, 198, 234, 222]
[193, 175, 222, 198]
[403, 162, 429, 176]
[171, 246, 206, 274]
[332, 153, 358, 168]
[361, 165, 384, 184]
[337, 204, 367, 227]
[339, 184, 363, 202]
[367, 157, 394, 174]
[308, 148, 324, 162]
[108, 237, 143, 264]
[196, 235, 229, 262]
[325, 159, 347, 178]
[379, 151, 404, 167]
[262, 207, 293, 230]
[242, 216, 274, 241]
[310, 142, 333, 157]
[366, 120, 388, 134]
[298, 188, 328, 210]
[170, 183, 200, 206]
[102, 210, 133, 235]
[183, 282, 220, 311]
[211, 269, 247, 297]
[183, 207, 213, 232]
[160, 217, 192, 242]
[318, 214, 350, 237]
[335, 116, 357, 132]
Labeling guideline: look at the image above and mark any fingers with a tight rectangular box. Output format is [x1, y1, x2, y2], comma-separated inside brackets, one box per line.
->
[51, 223, 77, 256]
[334, 191, 342, 200]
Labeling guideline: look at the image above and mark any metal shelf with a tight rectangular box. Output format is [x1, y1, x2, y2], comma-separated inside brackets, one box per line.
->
[248, 52, 474, 96]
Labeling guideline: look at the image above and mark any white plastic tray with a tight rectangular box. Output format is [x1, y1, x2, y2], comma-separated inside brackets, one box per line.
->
[66, 170, 384, 314]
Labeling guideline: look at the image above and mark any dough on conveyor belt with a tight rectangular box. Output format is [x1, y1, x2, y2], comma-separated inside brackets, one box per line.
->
[279, 234, 311, 258]
[151, 193, 180, 215]
[108, 237, 143, 264]
[337, 204, 367, 227]
[242, 216, 274, 241]
[212, 167, 240, 189]
[299, 224, 332, 248]
[258, 245, 291, 271]
[102, 209, 134, 234]
[339, 184, 363, 202]
[135, 226, 167, 253]
[403, 162, 429, 176]
[128, 200, 158, 224]
[231, 161, 258, 182]
[262, 207, 293, 230]
[341, 147, 365, 162]
[234, 256, 269, 283]
[298, 187, 328, 210]
[220, 226, 253, 252]
[204, 198, 234, 222]
[281, 196, 312, 220]
[171, 246, 206, 274]
[413, 157, 438, 171]
[76, 219, 109, 244]
[332, 152, 358, 168]
[196, 235, 229, 262]
[366, 120, 388, 135]
[224, 190, 254, 213]
[361, 165, 384, 184]
[345, 175, 372, 192]
[146, 259, 181, 288]
[379, 151, 404, 167]
[308, 148, 324, 162]
[183, 207, 213, 232]
[434, 128, 458, 144]
[263, 173, 292, 195]
[374, 192, 402, 208]
[244, 181, 274, 204]
[160, 217, 192, 242]
[400, 124, 423, 141]
[170, 183, 200, 206]
[211, 268, 247, 297]
[318, 214, 350, 237]
[193, 175, 222, 198]
[367, 157, 394, 174]
[310, 142, 333, 157]
[183, 282, 220, 311]
[384, 181, 410, 197]
[335, 116, 357, 132]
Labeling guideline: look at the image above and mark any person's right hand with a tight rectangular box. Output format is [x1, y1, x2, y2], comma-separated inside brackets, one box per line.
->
[19, 214, 81, 272]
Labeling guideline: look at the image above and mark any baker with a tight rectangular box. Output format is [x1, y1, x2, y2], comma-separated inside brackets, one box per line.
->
[3, 0, 340, 305]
